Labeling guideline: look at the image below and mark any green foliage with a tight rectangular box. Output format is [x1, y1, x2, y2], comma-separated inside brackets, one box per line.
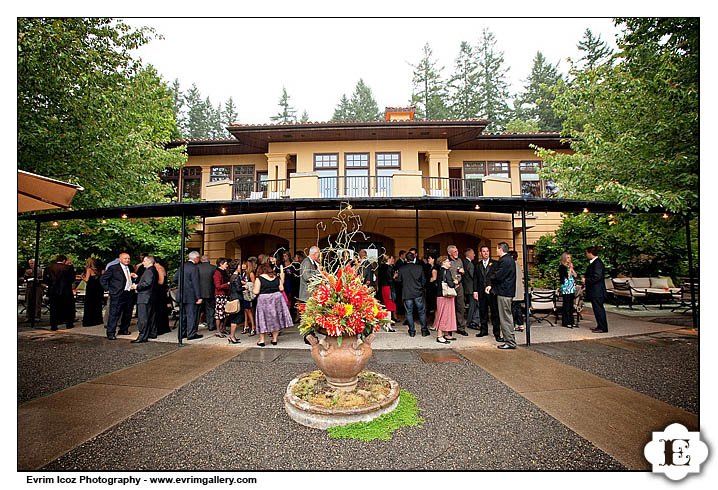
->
[505, 119, 540, 133]
[533, 214, 698, 282]
[576, 28, 613, 70]
[331, 94, 353, 121]
[514, 51, 564, 132]
[447, 41, 479, 119]
[299, 110, 310, 123]
[270, 86, 297, 123]
[327, 389, 425, 441]
[409, 43, 450, 120]
[332, 79, 381, 121]
[473, 29, 513, 130]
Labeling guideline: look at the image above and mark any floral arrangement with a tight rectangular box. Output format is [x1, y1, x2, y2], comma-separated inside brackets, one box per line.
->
[298, 262, 391, 342]
[297, 203, 391, 343]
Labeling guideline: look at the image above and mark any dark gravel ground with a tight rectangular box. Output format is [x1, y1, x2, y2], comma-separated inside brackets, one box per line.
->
[17, 332, 179, 405]
[530, 333, 699, 415]
[43, 355, 625, 471]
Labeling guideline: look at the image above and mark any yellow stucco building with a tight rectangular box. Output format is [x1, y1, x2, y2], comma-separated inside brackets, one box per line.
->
[165, 108, 571, 264]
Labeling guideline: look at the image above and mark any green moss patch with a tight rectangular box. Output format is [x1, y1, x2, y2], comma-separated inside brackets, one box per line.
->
[327, 389, 424, 441]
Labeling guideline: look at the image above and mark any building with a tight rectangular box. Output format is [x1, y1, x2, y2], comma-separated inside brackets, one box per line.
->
[165, 107, 572, 264]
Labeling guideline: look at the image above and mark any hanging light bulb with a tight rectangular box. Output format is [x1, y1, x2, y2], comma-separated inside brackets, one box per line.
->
[121, 214, 128, 219]
[101, 219, 107, 224]
[220, 207, 227, 214]
[475, 204, 480, 210]
[662, 213, 670, 219]
[608, 214, 615, 220]
[51, 221, 59, 227]
[582, 208, 589, 214]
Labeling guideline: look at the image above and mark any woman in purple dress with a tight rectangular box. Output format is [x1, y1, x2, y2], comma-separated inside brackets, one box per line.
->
[252, 262, 293, 347]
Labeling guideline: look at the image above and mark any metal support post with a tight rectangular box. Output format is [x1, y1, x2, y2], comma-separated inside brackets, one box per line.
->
[521, 204, 531, 346]
[685, 213, 698, 329]
[178, 211, 186, 345]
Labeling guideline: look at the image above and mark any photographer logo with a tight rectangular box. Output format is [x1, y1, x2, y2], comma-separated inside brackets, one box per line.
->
[644, 423, 708, 481]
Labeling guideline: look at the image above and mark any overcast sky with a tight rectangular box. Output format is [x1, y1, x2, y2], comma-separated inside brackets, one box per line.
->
[124, 18, 622, 126]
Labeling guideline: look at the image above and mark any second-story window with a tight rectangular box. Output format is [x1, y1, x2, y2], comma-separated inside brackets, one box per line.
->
[463, 161, 485, 197]
[345, 153, 369, 197]
[375, 152, 400, 196]
[487, 161, 510, 178]
[376, 152, 400, 169]
[315, 153, 339, 198]
[210, 166, 232, 182]
[520, 161, 556, 197]
[160, 166, 201, 201]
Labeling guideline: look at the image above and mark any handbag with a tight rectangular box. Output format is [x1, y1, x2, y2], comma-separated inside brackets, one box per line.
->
[225, 299, 240, 314]
[441, 277, 457, 297]
[242, 288, 256, 302]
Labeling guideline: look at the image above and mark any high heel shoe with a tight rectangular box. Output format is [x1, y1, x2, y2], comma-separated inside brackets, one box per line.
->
[249, 330, 256, 337]
[436, 337, 449, 344]
[227, 337, 240, 344]
[271, 341, 277, 345]
[256, 341, 265, 347]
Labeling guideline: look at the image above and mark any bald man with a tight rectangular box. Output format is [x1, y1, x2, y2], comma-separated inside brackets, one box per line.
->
[100, 253, 136, 340]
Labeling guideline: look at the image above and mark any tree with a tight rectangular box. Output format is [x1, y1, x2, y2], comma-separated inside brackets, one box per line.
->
[514, 51, 564, 131]
[17, 18, 188, 269]
[473, 29, 512, 129]
[183, 83, 209, 138]
[576, 28, 613, 70]
[331, 94, 352, 121]
[348, 79, 381, 121]
[207, 98, 224, 138]
[505, 119, 540, 133]
[447, 41, 480, 119]
[223, 96, 239, 126]
[170, 78, 184, 139]
[300, 110, 310, 123]
[270, 86, 297, 123]
[409, 43, 450, 120]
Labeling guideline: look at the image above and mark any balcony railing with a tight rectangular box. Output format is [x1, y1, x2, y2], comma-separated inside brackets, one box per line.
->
[318, 175, 393, 198]
[233, 179, 290, 200]
[422, 177, 483, 197]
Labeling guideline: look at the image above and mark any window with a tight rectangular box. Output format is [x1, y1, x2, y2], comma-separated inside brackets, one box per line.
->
[376, 152, 400, 168]
[256, 171, 269, 196]
[315, 154, 339, 198]
[160, 166, 201, 200]
[487, 161, 510, 178]
[210, 166, 232, 182]
[463, 161, 486, 197]
[519, 161, 556, 197]
[345, 153, 369, 196]
[375, 152, 400, 196]
[232, 165, 255, 199]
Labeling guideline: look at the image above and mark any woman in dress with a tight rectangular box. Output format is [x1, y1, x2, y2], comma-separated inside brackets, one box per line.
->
[241, 257, 257, 335]
[558, 252, 578, 328]
[425, 254, 439, 326]
[213, 258, 231, 336]
[82, 257, 104, 326]
[153, 257, 171, 335]
[377, 254, 397, 331]
[226, 260, 244, 344]
[252, 263, 293, 346]
[434, 256, 458, 343]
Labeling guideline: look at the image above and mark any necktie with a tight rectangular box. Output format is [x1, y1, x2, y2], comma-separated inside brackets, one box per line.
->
[123, 266, 131, 290]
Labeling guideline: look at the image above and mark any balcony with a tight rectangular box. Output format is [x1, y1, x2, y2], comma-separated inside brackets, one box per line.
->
[232, 179, 290, 200]
[318, 175, 393, 198]
[422, 177, 484, 197]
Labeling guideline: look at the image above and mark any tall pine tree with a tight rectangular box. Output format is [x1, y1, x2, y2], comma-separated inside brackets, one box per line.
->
[300, 110, 310, 123]
[183, 83, 209, 138]
[349, 79, 381, 120]
[170, 78, 184, 139]
[577, 28, 613, 70]
[223, 96, 239, 126]
[515, 51, 564, 132]
[409, 43, 449, 120]
[270, 86, 297, 123]
[473, 29, 512, 130]
[331, 94, 352, 121]
[447, 41, 480, 119]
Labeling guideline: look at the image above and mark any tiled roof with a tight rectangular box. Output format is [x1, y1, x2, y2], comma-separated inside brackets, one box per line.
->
[228, 118, 488, 128]
[168, 137, 237, 144]
[385, 106, 416, 111]
[479, 131, 563, 136]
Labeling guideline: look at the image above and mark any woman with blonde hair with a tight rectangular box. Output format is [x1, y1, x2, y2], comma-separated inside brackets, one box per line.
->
[558, 252, 578, 328]
[241, 257, 258, 335]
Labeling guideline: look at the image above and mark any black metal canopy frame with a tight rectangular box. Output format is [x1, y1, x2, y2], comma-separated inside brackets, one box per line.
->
[20, 196, 696, 345]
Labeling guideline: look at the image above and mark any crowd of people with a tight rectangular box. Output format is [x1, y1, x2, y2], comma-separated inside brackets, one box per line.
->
[25, 242, 609, 347]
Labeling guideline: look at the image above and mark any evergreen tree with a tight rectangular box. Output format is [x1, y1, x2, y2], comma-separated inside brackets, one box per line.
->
[270, 86, 297, 123]
[349, 79, 381, 120]
[223, 96, 239, 126]
[332, 94, 352, 121]
[183, 83, 208, 138]
[209, 100, 224, 138]
[473, 29, 512, 130]
[577, 28, 613, 70]
[170, 78, 184, 139]
[447, 41, 480, 119]
[505, 119, 540, 133]
[409, 43, 450, 120]
[515, 51, 564, 132]
[300, 110, 310, 123]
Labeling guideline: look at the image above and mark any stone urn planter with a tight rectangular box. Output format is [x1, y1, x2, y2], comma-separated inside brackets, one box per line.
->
[307, 332, 376, 391]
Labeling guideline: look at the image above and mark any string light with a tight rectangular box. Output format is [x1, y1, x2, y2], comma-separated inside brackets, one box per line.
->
[101, 220, 107, 224]
[662, 213, 670, 219]
[51, 221, 58, 227]
[582, 208, 589, 214]
[475, 204, 480, 210]
[121, 214, 128, 219]
[608, 214, 614, 220]
[220, 207, 227, 214]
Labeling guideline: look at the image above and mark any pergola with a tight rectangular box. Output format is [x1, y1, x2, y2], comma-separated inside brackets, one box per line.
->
[19, 196, 697, 345]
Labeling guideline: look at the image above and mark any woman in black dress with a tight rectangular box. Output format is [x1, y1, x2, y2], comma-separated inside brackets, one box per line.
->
[425, 254, 439, 325]
[82, 257, 104, 326]
[227, 260, 244, 344]
[153, 258, 171, 335]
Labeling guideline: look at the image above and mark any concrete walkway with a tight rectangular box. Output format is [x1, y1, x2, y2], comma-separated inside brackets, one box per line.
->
[17, 344, 247, 470]
[457, 331, 699, 470]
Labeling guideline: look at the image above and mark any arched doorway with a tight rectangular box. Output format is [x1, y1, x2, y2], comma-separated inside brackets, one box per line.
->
[236, 234, 289, 262]
[423, 232, 487, 258]
[319, 231, 395, 258]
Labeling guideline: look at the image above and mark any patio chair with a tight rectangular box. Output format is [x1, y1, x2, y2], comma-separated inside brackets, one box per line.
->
[249, 191, 263, 200]
[529, 289, 557, 326]
[168, 288, 181, 328]
[611, 278, 648, 310]
[604, 278, 615, 303]
[671, 279, 699, 313]
[554, 285, 585, 326]
[268, 191, 281, 199]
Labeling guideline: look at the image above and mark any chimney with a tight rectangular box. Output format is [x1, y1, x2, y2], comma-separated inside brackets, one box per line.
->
[384, 106, 416, 121]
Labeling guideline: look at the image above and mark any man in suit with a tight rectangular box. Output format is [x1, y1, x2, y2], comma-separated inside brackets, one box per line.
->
[394, 250, 407, 317]
[174, 251, 203, 340]
[356, 249, 376, 291]
[462, 248, 477, 329]
[473, 245, 501, 340]
[298, 246, 321, 303]
[395, 252, 428, 337]
[131, 256, 157, 343]
[583, 246, 609, 333]
[100, 253, 136, 340]
[197, 255, 217, 331]
[447, 245, 468, 336]
[43, 254, 76, 331]
[485, 242, 517, 350]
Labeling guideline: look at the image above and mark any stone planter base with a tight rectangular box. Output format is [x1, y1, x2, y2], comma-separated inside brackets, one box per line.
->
[283, 371, 400, 429]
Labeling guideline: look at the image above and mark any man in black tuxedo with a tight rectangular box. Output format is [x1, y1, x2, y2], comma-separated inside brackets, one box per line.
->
[131, 256, 157, 343]
[174, 251, 203, 340]
[395, 252, 427, 337]
[356, 249, 376, 291]
[473, 245, 501, 339]
[462, 248, 477, 328]
[583, 246, 609, 333]
[100, 253, 136, 339]
[197, 256, 217, 331]
[43, 254, 76, 331]
[394, 250, 407, 317]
